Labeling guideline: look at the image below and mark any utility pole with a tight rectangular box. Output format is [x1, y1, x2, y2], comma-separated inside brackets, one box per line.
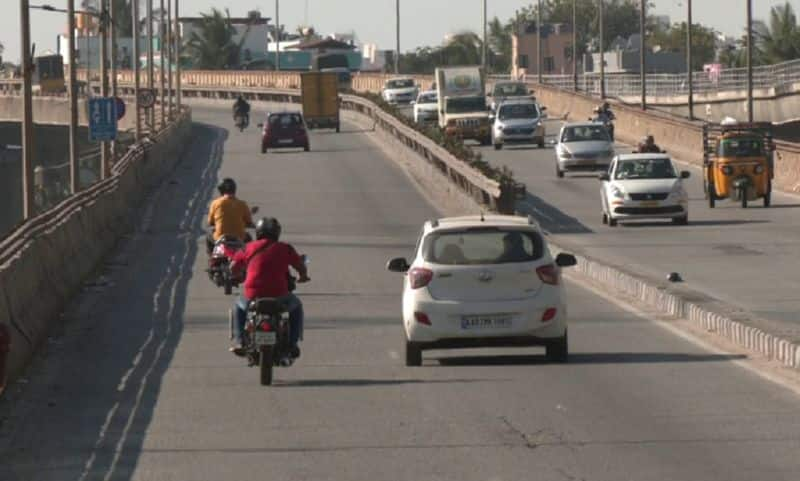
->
[746, 0, 753, 122]
[110, 0, 118, 163]
[20, 0, 35, 218]
[175, 0, 182, 110]
[275, 0, 281, 71]
[687, 0, 694, 120]
[395, 0, 400, 74]
[133, 0, 141, 140]
[68, 0, 80, 193]
[100, 0, 110, 179]
[599, 0, 605, 99]
[147, 0, 154, 129]
[159, 0, 166, 127]
[482, 0, 487, 74]
[640, 0, 646, 110]
[167, 0, 173, 119]
[537, 0, 543, 83]
[573, 0, 578, 91]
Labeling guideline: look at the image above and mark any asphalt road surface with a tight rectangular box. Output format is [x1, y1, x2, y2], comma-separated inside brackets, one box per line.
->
[479, 120, 800, 338]
[1, 105, 799, 481]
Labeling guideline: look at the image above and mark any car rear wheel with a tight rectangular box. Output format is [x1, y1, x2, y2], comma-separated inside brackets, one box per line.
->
[546, 330, 568, 363]
[538, 141, 545, 148]
[602, 212, 608, 225]
[672, 215, 689, 226]
[494, 143, 503, 150]
[608, 216, 618, 227]
[556, 164, 565, 178]
[405, 341, 422, 367]
[304, 143, 310, 152]
[708, 183, 716, 208]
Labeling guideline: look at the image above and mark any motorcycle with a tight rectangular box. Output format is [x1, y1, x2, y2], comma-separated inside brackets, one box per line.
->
[207, 236, 247, 295]
[234, 113, 249, 132]
[590, 112, 615, 141]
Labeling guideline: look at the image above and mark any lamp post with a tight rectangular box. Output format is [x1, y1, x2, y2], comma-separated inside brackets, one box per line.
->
[159, 0, 165, 128]
[20, 0, 35, 218]
[482, 0, 487, 74]
[395, 0, 400, 74]
[68, 0, 79, 193]
[133, 0, 141, 140]
[599, 0, 605, 99]
[537, 0, 543, 83]
[167, 0, 172, 119]
[147, 0, 154, 128]
[746, 0, 753, 122]
[687, 0, 694, 120]
[573, 0, 578, 91]
[640, 0, 646, 110]
[175, 0, 181, 110]
[100, 0, 109, 179]
[275, 0, 281, 71]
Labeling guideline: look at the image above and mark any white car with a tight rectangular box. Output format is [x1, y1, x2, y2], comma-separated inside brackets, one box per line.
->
[555, 122, 615, 177]
[492, 99, 546, 149]
[412, 90, 438, 124]
[599, 154, 691, 226]
[382, 77, 419, 104]
[387, 215, 577, 366]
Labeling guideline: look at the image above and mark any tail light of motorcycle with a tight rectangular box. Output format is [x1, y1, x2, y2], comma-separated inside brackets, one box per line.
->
[259, 321, 272, 332]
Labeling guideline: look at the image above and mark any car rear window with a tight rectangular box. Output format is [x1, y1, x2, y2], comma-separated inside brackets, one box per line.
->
[423, 228, 544, 265]
[269, 113, 304, 128]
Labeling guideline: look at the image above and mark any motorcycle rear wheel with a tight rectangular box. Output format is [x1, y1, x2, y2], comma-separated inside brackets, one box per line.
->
[259, 346, 274, 386]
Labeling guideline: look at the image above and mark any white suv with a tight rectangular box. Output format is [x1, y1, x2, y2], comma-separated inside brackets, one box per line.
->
[387, 215, 577, 366]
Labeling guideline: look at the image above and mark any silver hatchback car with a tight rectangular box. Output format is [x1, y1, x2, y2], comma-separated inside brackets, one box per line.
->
[555, 122, 615, 178]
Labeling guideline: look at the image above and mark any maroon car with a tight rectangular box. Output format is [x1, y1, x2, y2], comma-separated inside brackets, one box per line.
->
[260, 112, 310, 153]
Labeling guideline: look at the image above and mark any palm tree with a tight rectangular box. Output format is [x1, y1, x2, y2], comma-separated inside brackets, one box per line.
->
[184, 8, 252, 70]
[441, 32, 483, 66]
[488, 17, 512, 73]
[753, 2, 800, 64]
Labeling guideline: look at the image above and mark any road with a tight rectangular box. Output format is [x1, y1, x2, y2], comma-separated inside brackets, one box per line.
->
[1, 104, 799, 481]
[477, 119, 800, 339]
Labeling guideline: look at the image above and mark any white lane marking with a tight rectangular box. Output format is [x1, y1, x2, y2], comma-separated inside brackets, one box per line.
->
[564, 271, 800, 399]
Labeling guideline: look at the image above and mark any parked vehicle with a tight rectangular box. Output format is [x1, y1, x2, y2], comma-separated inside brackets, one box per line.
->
[259, 112, 310, 153]
[435, 66, 491, 145]
[387, 215, 577, 366]
[488, 81, 534, 113]
[300, 71, 340, 132]
[412, 90, 439, 124]
[555, 122, 615, 178]
[703, 121, 775, 208]
[599, 154, 690, 226]
[491, 99, 546, 149]
[382, 77, 419, 104]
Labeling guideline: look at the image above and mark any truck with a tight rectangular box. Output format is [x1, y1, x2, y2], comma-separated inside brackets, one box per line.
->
[435, 66, 491, 145]
[300, 71, 340, 132]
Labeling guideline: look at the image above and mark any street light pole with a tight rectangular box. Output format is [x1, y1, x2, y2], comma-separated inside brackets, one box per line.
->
[573, 0, 578, 91]
[20, 0, 35, 218]
[746, 0, 753, 122]
[110, 0, 118, 163]
[275, 0, 281, 71]
[175, 0, 181, 110]
[395, 0, 400, 74]
[640, 0, 646, 110]
[599, 0, 605, 99]
[147, 0, 154, 128]
[482, 0, 487, 74]
[537, 0, 543, 83]
[687, 0, 694, 120]
[68, 0, 80, 193]
[159, 0, 165, 128]
[100, 0, 109, 179]
[167, 0, 172, 119]
[133, 0, 141, 140]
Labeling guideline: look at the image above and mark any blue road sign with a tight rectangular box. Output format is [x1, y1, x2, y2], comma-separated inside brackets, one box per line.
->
[88, 97, 118, 142]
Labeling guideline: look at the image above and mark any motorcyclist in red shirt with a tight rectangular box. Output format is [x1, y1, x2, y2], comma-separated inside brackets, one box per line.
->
[227, 217, 309, 360]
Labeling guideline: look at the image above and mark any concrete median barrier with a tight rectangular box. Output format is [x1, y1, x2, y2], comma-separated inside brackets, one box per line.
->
[0, 108, 192, 386]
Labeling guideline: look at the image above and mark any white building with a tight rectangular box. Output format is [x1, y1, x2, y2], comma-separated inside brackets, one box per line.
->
[179, 13, 270, 62]
[361, 43, 387, 72]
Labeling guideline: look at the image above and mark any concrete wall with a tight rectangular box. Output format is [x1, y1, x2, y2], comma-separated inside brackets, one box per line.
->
[0, 96, 137, 131]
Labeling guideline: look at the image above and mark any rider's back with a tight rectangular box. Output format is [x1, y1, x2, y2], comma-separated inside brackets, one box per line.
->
[209, 196, 250, 241]
[241, 239, 301, 299]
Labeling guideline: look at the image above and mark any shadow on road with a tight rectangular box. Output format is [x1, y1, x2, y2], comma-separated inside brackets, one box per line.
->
[516, 192, 594, 234]
[280, 378, 498, 388]
[620, 219, 770, 228]
[435, 352, 747, 366]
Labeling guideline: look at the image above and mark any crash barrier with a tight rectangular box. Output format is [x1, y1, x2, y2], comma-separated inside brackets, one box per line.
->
[0, 107, 192, 386]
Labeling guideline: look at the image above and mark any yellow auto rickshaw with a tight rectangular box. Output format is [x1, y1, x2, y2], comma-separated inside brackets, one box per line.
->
[703, 121, 775, 208]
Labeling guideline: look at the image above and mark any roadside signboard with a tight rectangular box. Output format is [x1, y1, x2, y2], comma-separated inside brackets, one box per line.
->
[88, 97, 118, 142]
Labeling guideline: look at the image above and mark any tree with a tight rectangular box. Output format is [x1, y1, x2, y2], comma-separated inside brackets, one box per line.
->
[112, 0, 133, 38]
[650, 22, 717, 71]
[488, 16, 512, 73]
[184, 8, 251, 70]
[753, 2, 800, 64]
[441, 32, 483, 66]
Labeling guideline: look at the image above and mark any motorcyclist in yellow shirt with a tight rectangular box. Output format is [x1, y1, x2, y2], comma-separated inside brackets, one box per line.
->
[206, 178, 254, 255]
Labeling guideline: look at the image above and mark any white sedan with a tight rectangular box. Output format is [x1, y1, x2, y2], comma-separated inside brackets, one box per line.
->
[387, 215, 577, 366]
[412, 90, 438, 124]
[599, 154, 691, 226]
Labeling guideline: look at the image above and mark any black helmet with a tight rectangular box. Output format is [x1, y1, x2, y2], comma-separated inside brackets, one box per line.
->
[646, 134, 655, 145]
[602, 101, 610, 109]
[217, 178, 237, 195]
[255, 217, 282, 241]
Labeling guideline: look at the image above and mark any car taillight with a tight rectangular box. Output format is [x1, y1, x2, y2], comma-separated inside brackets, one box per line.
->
[408, 267, 433, 289]
[541, 308, 557, 322]
[536, 264, 560, 285]
[414, 311, 431, 325]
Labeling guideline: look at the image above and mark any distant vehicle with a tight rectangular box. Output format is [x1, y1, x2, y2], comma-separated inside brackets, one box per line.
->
[492, 99, 546, 150]
[488, 81, 533, 113]
[300, 71, 340, 132]
[412, 90, 438, 124]
[599, 154, 691, 226]
[382, 77, 419, 104]
[555, 122, 615, 178]
[33, 54, 65, 94]
[435, 66, 491, 145]
[387, 215, 577, 366]
[259, 112, 310, 153]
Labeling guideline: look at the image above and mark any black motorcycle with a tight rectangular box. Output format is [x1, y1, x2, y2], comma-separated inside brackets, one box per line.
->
[234, 113, 249, 132]
[232, 297, 294, 386]
[207, 236, 246, 295]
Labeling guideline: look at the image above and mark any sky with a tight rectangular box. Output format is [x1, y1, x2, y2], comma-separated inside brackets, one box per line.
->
[2, 0, 795, 62]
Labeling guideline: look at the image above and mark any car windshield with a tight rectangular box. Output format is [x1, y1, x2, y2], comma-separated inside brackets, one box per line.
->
[446, 97, 487, 114]
[423, 228, 544, 265]
[269, 113, 304, 128]
[493, 83, 528, 97]
[561, 125, 609, 142]
[614, 158, 677, 180]
[387, 79, 414, 89]
[498, 103, 539, 120]
[417, 93, 437, 104]
[718, 137, 764, 157]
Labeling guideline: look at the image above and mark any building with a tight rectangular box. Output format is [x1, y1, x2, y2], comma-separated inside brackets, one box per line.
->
[585, 34, 686, 74]
[361, 43, 388, 72]
[57, 35, 161, 70]
[179, 12, 271, 65]
[289, 37, 362, 70]
[512, 22, 575, 78]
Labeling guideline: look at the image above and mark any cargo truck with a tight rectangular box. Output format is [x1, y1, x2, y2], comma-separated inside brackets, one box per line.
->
[435, 66, 491, 145]
[300, 72, 341, 132]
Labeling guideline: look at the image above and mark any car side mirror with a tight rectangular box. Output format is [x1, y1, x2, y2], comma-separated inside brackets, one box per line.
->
[387, 257, 410, 273]
[555, 253, 578, 268]
[681, 171, 691, 179]
[257, 123, 263, 128]
[540, 106, 547, 111]
[250, 206, 260, 214]
[598, 173, 610, 181]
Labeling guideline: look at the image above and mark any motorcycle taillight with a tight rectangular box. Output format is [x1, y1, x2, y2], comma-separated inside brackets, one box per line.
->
[259, 321, 272, 332]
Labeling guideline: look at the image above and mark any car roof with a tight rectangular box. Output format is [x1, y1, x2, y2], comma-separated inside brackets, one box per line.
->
[418, 90, 437, 96]
[497, 98, 537, 107]
[424, 215, 542, 233]
[562, 122, 601, 129]
[387, 77, 414, 82]
[494, 80, 526, 86]
[615, 153, 672, 161]
[267, 111, 303, 116]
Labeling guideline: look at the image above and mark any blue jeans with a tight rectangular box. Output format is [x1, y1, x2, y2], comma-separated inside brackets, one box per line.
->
[234, 294, 303, 347]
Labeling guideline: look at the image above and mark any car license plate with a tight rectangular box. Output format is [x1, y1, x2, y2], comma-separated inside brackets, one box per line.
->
[461, 316, 512, 330]
[640, 200, 659, 207]
[255, 331, 276, 346]
[278, 139, 294, 145]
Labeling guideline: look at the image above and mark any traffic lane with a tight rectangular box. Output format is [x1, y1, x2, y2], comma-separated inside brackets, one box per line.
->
[2, 106, 800, 481]
[479, 120, 800, 331]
